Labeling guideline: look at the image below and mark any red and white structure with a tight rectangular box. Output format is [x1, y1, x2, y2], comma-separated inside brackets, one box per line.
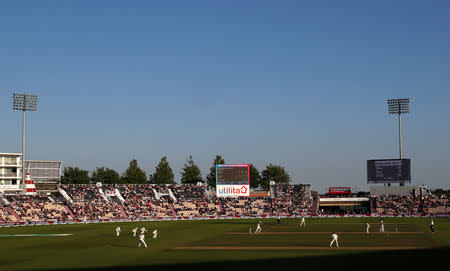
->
[22, 173, 37, 195]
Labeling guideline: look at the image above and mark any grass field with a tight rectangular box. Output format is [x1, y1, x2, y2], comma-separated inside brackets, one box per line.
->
[0, 217, 449, 271]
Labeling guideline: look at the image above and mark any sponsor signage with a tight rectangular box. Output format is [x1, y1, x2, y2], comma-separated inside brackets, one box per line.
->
[216, 184, 250, 197]
[216, 164, 250, 198]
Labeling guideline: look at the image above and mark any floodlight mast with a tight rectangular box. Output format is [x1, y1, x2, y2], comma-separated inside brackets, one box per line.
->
[12, 93, 38, 185]
[387, 98, 410, 186]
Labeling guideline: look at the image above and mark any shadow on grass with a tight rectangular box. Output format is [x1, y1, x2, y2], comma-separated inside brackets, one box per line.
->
[39, 246, 450, 271]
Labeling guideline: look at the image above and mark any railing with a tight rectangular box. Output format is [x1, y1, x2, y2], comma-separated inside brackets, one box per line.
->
[0, 173, 20, 177]
[1, 162, 21, 166]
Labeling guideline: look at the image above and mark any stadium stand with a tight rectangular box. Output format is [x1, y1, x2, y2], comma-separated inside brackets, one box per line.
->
[423, 194, 450, 214]
[0, 184, 448, 224]
[6, 194, 74, 222]
[373, 195, 421, 215]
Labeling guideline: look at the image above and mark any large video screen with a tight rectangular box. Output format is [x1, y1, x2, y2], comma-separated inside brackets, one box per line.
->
[367, 159, 411, 184]
[216, 164, 250, 197]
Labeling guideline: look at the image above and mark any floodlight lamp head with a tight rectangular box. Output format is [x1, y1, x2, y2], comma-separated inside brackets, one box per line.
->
[387, 98, 410, 115]
[12, 93, 39, 111]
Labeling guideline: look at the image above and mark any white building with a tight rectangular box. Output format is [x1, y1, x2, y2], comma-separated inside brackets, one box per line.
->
[0, 153, 22, 193]
[0, 153, 62, 194]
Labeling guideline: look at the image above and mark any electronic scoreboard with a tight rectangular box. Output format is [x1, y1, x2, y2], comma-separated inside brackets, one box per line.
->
[367, 159, 411, 184]
[216, 164, 250, 197]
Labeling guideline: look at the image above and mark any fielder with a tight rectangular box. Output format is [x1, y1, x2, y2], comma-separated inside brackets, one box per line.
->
[380, 219, 385, 233]
[300, 216, 306, 227]
[365, 222, 370, 234]
[132, 227, 138, 237]
[116, 226, 121, 237]
[430, 219, 435, 233]
[141, 227, 147, 235]
[152, 229, 158, 239]
[329, 232, 339, 247]
[138, 233, 147, 248]
[255, 221, 262, 234]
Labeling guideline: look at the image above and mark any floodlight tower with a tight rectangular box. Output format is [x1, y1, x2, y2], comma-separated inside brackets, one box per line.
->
[12, 93, 38, 184]
[387, 98, 410, 186]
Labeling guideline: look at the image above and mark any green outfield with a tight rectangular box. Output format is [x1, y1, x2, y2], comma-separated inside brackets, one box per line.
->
[0, 217, 449, 271]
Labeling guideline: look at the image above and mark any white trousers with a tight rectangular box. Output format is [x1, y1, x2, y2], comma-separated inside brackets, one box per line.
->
[139, 239, 147, 248]
[330, 238, 339, 247]
[255, 227, 262, 234]
[300, 220, 305, 227]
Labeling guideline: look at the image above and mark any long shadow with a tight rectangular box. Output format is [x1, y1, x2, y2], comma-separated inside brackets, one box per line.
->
[34, 246, 450, 271]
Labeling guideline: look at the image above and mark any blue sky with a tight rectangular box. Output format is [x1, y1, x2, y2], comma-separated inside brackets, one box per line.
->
[1, 1, 449, 192]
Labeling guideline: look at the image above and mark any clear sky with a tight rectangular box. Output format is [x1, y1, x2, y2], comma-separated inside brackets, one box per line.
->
[1, 0, 449, 192]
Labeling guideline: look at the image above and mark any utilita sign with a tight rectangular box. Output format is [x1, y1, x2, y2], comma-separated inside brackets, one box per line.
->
[216, 185, 250, 197]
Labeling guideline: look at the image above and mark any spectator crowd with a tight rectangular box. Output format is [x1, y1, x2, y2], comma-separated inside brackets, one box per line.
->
[0, 184, 448, 223]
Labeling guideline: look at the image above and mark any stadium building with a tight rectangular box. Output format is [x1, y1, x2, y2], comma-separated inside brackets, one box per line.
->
[0, 153, 61, 194]
[318, 187, 371, 215]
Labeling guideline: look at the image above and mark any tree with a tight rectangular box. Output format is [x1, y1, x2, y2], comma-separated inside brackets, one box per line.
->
[180, 155, 203, 184]
[260, 164, 291, 190]
[356, 191, 370, 197]
[205, 155, 225, 187]
[91, 167, 120, 184]
[249, 164, 261, 188]
[149, 156, 174, 184]
[61, 167, 91, 184]
[121, 159, 147, 184]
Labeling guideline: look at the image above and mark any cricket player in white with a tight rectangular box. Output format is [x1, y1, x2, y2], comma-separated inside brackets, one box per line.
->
[430, 219, 435, 233]
[300, 217, 306, 227]
[132, 227, 138, 237]
[152, 229, 158, 239]
[138, 233, 147, 248]
[255, 221, 262, 234]
[365, 222, 370, 234]
[380, 219, 385, 233]
[329, 232, 339, 247]
[141, 227, 147, 235]
[116, 226, 121, 236]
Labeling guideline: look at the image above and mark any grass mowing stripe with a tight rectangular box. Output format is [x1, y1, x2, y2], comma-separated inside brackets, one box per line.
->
[225, 232, 425, 235]
[174, 246, 425, 251]
[0, 234, 73, 237]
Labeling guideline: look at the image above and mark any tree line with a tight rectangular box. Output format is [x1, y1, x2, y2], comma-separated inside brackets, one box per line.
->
[61, 155, 291, 189]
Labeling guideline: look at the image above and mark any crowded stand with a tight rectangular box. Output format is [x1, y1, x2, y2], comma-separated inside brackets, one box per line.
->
[171, 184, 220, 217]
[117, 184, 160, 218]
[423, 194, 450, 214]
[0, 204, 18, 222]
[61, 184, 100, 202]
[5, 194, 74, 222]
[220, 197, 271, 216]
[373, 195, 421, 215]
[70, 200, 125, 220]
[0, 184, 449, 224]
[273, 185, 313, 216]
[117, 184, 174, 219]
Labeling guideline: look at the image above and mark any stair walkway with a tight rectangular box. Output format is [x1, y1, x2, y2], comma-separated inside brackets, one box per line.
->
[117, 204, 129, 219]
[64, 205, 76, 220]
[170, 204, 177, 217]
[58, 187, 72, 203]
